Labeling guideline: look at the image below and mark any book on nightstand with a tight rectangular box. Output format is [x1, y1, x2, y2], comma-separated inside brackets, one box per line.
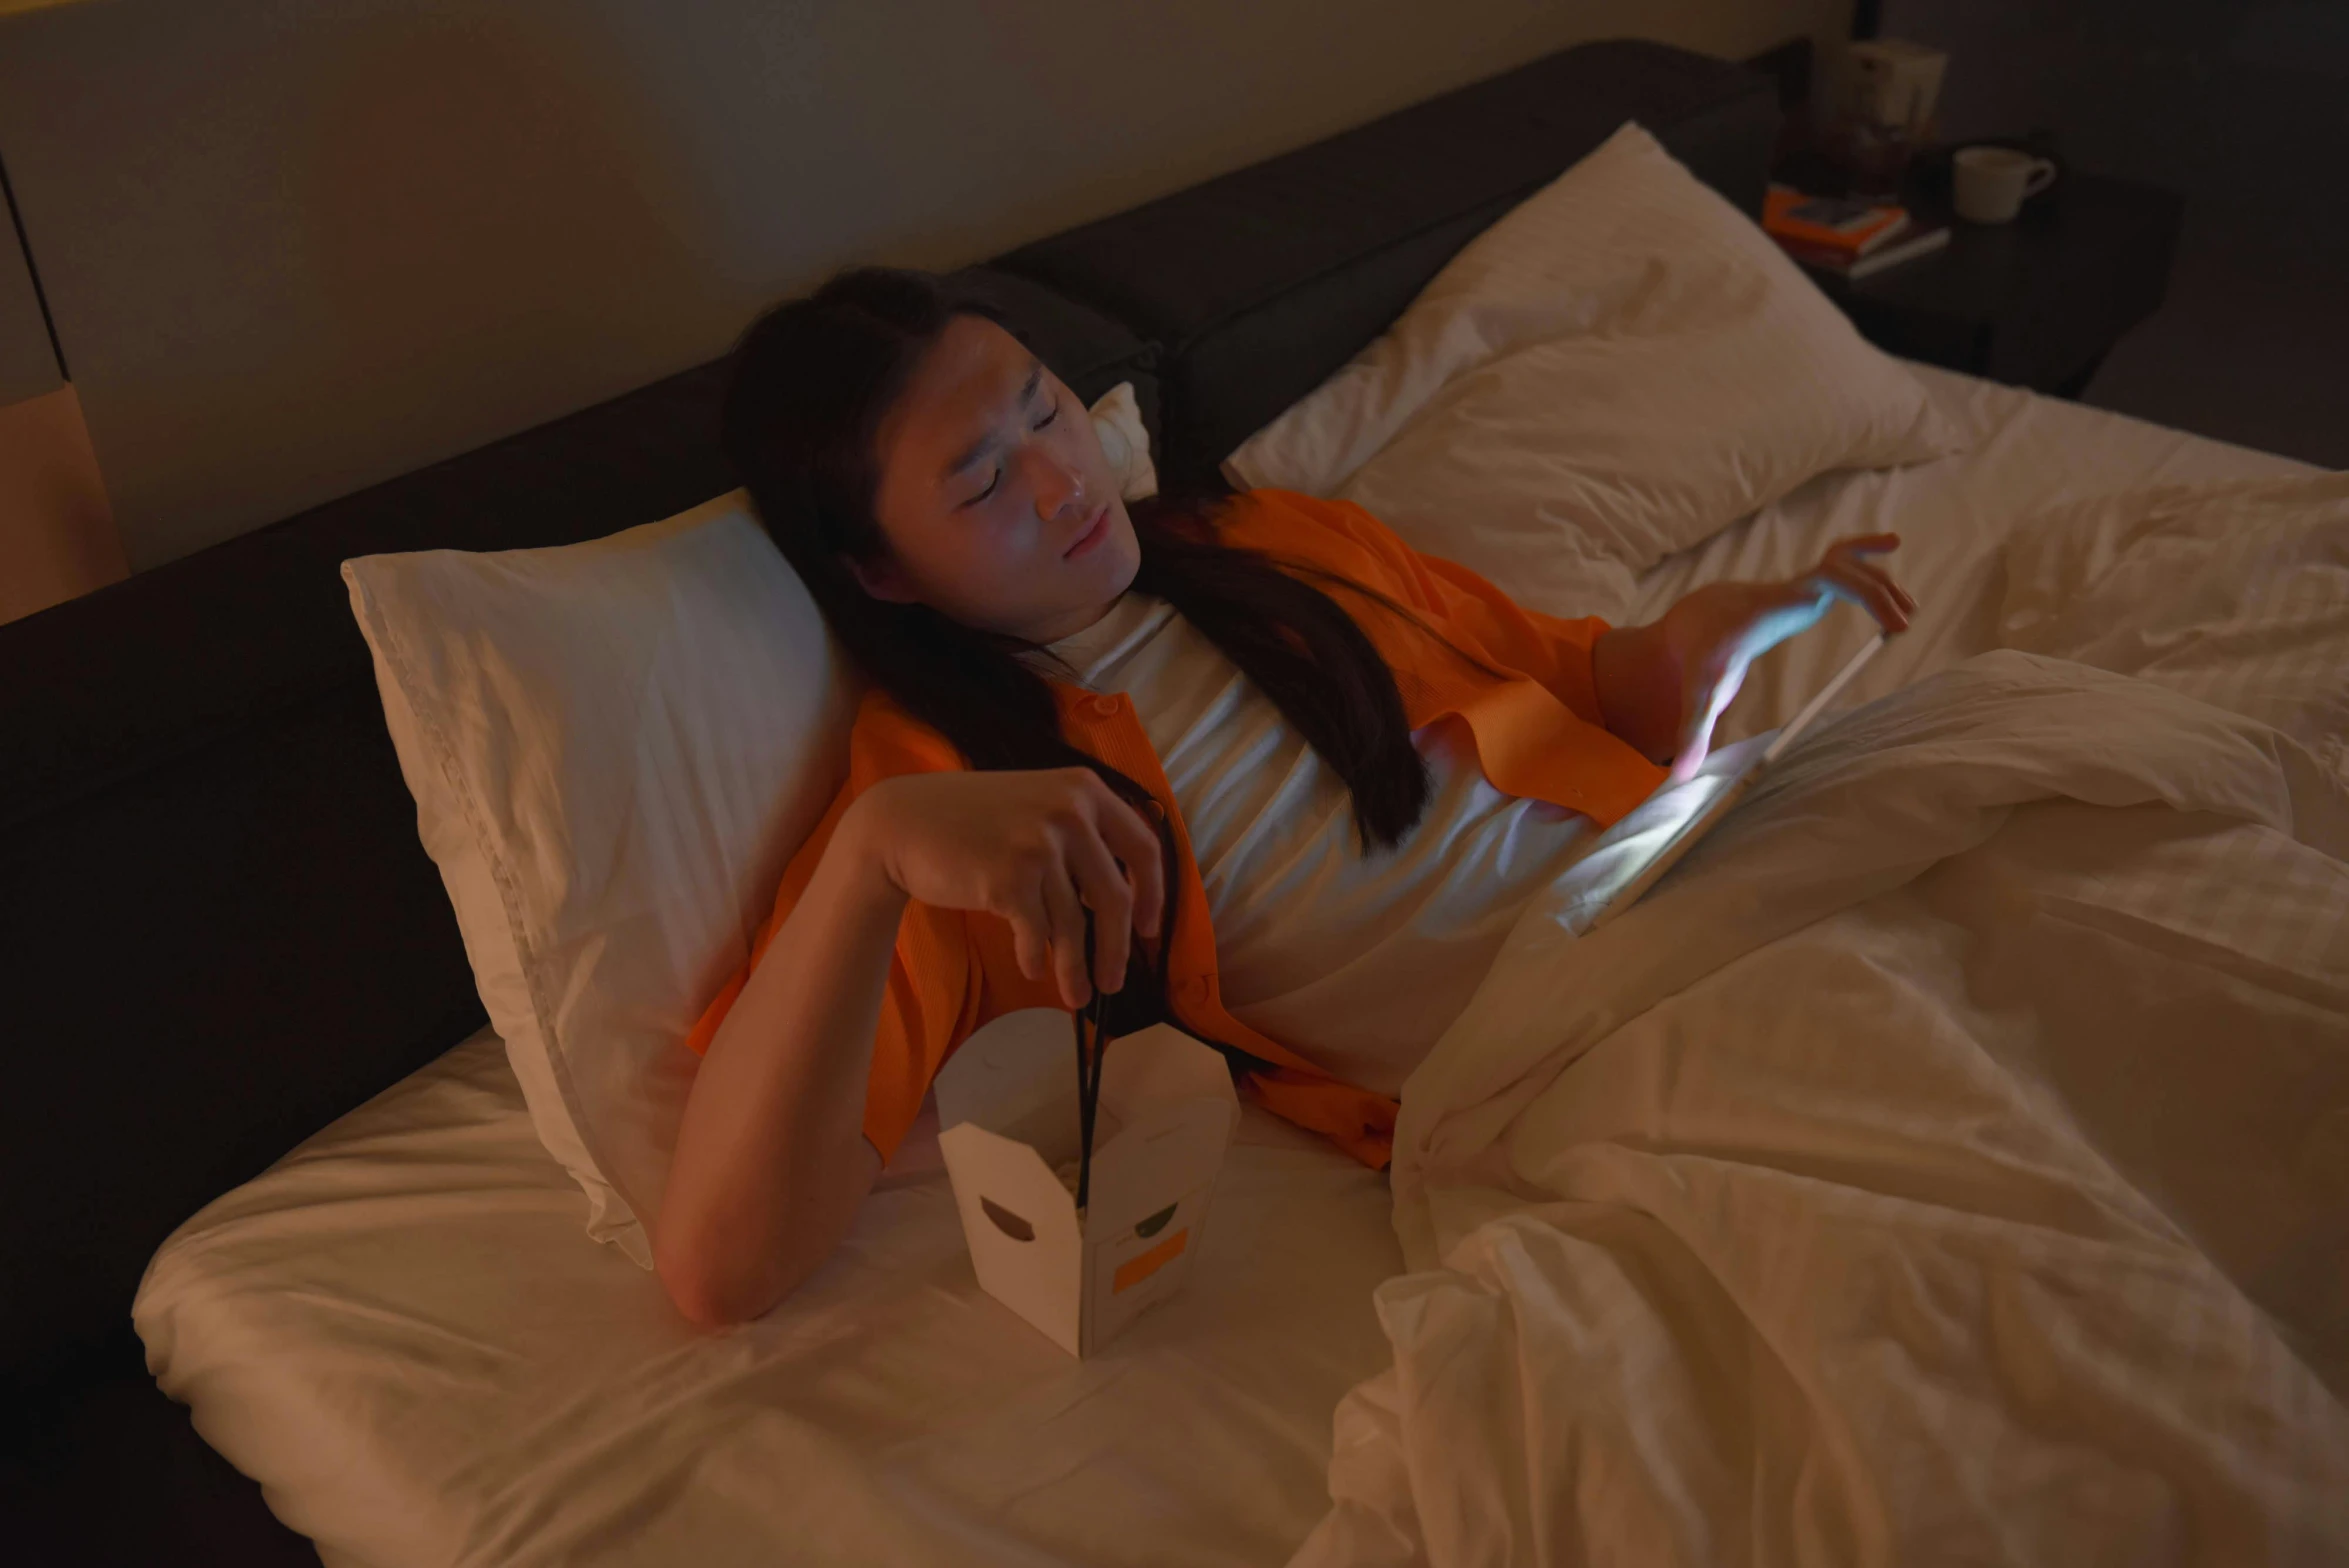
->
[1765, 185, 1909, 254]
[1776, 223, 1952, 279]
[1763, 184, 1950, 279]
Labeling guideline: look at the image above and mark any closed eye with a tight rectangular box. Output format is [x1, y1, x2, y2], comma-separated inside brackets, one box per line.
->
[959, 396, 1060, 508]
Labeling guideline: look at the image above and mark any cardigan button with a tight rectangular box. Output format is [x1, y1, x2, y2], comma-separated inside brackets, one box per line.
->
[1086, 694, 1121, 719]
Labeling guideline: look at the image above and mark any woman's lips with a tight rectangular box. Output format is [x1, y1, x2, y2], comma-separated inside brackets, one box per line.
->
[1062, 504, 1111, 560]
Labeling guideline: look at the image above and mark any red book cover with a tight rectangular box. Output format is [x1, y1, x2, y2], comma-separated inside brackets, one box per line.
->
[1764, 185, 1909, 256]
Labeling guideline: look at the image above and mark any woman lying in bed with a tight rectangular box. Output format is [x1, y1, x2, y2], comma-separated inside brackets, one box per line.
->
[657, 268, 1913, 1328]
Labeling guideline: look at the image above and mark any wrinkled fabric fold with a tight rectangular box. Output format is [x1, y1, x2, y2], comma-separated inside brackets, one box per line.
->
[1297, 651, 2349, 1567]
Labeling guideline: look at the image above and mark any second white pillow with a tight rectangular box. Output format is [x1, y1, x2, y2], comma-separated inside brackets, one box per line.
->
[1226, 122, 1960, 602]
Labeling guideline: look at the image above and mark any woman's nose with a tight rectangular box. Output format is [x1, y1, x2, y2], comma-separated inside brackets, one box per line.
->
[1023, 448, 1087, 520]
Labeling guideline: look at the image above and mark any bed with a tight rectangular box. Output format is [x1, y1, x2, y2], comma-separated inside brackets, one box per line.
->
[10, 36, 2343, 1568]
[132, 349, 2340, 1566]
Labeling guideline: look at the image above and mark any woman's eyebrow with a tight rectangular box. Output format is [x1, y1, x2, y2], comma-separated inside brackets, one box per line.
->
[941, 362, 1046, 480]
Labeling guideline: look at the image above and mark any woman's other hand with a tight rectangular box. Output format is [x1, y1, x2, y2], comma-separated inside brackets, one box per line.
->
[1797, 533, 1915, 636]
[848, 768, 1165, 1009]
[1596, 534, 1912, 781]
[1661, 533, 1912, 779]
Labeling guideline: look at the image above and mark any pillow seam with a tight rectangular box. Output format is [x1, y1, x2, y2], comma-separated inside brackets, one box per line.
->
[356, 572, 631, 1230]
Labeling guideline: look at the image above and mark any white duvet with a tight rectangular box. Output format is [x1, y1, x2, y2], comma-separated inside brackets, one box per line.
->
[1295, 475, 2349, 1566]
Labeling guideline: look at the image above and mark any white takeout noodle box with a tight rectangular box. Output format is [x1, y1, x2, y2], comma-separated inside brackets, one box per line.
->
[934, 1011, 1238, 1356]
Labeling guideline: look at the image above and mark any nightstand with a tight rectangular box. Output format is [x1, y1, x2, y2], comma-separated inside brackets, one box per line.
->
[1793, 169, 2183, 399]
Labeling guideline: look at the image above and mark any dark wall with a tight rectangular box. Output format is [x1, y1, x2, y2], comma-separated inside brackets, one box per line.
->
[1874, 0, 2349, 466]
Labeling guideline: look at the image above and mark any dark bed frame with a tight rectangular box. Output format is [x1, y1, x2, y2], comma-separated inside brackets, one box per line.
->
[0, 39, 1775, 1562]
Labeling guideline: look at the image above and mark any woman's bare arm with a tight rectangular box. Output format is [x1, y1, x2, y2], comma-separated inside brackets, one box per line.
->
[653, 767, 1164, 1330]
[654, 801, 903, 1329]
[1590, 615, 1683, 764]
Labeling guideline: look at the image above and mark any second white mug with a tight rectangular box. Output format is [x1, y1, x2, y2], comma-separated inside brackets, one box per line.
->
[1953, 145, 2059, 224]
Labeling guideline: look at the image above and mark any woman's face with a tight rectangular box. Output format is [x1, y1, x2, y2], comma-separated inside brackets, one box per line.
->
[860, 314, 1139, 644]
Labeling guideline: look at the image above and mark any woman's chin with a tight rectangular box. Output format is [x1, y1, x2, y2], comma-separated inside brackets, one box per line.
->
[1103, 508, 1143, 578]
[1102, 526, 1143, 594]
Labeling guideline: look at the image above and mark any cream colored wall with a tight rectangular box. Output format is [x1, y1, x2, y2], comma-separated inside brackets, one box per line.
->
[0, 114, 121, 625]
[0, 0, 1846, 574]
[0, 383, 126, 624]
[0, 160, 59, 407]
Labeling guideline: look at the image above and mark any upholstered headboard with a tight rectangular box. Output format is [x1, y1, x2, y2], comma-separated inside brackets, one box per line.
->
[998, 38, 1777, 486]
[0, 36, 1773, 1562]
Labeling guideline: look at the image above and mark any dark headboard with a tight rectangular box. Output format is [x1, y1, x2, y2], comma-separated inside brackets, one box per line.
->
[0, 36, 1773, 1559]
[999, 38, 1778, 486]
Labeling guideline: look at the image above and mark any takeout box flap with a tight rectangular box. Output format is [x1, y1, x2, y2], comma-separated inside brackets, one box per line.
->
[932, 1008, 1081, 1162]
[938, 1122, 1083, 1355]
[1084, 1097, 1234, 1239]
[1097, 1022, 1239, 1120]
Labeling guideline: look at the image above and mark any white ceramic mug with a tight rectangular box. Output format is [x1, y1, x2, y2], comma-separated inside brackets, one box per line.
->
[1953, 145, 2059, 224]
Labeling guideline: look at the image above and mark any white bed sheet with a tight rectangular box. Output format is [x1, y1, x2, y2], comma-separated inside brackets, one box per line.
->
[135, 367, 2322, 1568]
[136, 1027, 1403, 1568]
[1635, 362, 2317, 745]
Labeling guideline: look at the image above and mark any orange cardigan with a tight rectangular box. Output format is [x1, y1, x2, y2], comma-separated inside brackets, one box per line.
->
[684, 489, 1668, 1169]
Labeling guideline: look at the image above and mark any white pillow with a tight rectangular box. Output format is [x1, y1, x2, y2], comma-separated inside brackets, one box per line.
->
[344, 389, 1156, 1264]
[1225, 123, 1960, 606]
[344, 493, 852, 1265]
[1091, 380, 1160, 500]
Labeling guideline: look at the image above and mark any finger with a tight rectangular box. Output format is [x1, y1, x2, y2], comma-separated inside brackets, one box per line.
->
[1832, 532, 1901, 559]
[1063, 827, 1135, 993]
[1847, 565, 1912, 632]
[1037, 847, 1093, 1010]
[1089, 789, 1166, 941]
[1004, 874, 1054, 986]
[1839, 576, 1907, 633]
[1825, 560, 1911, 633]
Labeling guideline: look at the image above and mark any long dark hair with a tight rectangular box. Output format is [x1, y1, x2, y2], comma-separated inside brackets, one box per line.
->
[720, 267, 1431, 866]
